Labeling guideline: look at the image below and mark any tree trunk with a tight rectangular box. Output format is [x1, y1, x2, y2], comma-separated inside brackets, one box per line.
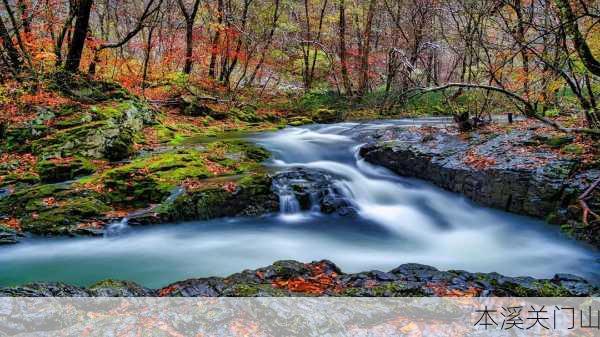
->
[65, 0, 94, 73]
[555, 0, 600, 77]
[142, 26, 156, 94]
[358, 0, 376, 96]
[183, 20, 194, 74]
[0, 17, 21, 69]
[339, 0, 352, 95]
[209, 0, 224, 79]
[176, 0, 201, 75]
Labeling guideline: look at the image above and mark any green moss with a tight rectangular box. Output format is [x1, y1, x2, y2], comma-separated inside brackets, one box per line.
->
[533, 281, 570, 297]
[20, 196, 110, 235]
[30, 120, 112, 159]
[544, 135, 573, 148]
[562, 144, 584, 155]
[3, 171, 40, 186]
[224, 283, 287, 297]
[36, 157, 95, 183]
[54, 113, 93, 129]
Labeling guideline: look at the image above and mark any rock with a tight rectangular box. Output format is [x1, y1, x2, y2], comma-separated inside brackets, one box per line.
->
[138, 173, 279, 224]
[50, 71, 131, 103]
[312, 108, 340, 123]
[231, 106, 263, 123]
[4, 260, 594, 297]
[552, 274, 594, 297]
[0, 225, 20, 245]
[88, 280, 156, 297]
[0, 183, 110, 236]
[36, 157, 95, 183]
[0, 283, 90, 297]
[272, 168, 357, 215]
[158, 278, 226, 297]
[359, 127, 598, 247]
[30, 100, 155, 161]
[104, 127, 135, 161]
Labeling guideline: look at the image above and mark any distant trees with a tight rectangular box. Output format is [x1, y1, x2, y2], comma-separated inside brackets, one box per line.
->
[0, 0, 597, 131]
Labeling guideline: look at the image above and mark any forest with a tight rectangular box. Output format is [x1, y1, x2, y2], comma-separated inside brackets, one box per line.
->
[0, 0, 599, 303]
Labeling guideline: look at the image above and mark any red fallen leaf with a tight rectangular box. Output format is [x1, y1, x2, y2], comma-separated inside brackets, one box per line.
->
[205, 160, 230, 175]
[158, 285, 177, 297]
[272, 262, 344, 294]
[463, 150, 496, 170]
[4, 218, 21, 231]
[138, 168, 150, 175]
[42, 197, 56, 206]
[223, 182, 237, 193]
[426, 282, 480, 297]
[76, 221, 104, 230]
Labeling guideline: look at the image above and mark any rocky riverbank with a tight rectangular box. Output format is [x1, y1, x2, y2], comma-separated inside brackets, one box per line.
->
[0, 73, 292, 242]
[359, 124, 600, 247]
[0, 260, 596, 297]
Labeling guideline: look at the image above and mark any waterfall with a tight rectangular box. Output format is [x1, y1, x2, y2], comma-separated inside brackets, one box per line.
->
[278, 187, 301, 214]
[104, 218, 130, 237]
[272, 179, 301, 214]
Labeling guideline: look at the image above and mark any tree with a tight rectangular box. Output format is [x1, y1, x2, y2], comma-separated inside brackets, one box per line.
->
[338, 0, 352, 95]
[0, 16, 21, 69]
[555, 0, 600, 77]
[87, 0, 163, 75]
[65, 0, 94, 72]
[176, 0, 202, 74]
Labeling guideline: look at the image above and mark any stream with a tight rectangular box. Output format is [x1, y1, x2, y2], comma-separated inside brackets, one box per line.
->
[0, 119, 598, 288]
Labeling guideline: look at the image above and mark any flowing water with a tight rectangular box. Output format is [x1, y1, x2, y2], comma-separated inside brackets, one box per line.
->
[0, 120, 598, 288]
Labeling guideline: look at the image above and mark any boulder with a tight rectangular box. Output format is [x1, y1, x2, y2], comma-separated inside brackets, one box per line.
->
[359, 127, 598, 246]
[271, 168, 357, 215]
[36, 157, 95, 183]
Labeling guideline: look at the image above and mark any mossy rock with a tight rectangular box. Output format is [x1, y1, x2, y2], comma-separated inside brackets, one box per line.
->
[20, 196, 110, 235]
[288, 117, 314, 127]
[30, 120, 115, 159]
[1, 171, 40, 187]
[311, 108, 339, 123]
[101, 149, 211, 206]
[54, 113, 94, 129]
[0, 183, 68, 216]
[88, 279, 155, 297]
[231, 106, 263, 123]
[4, 123, 51, 152]
[180, 95, 214, 117]
[562, 144, 584, 155]
[36, 157, 95, 183]
[221, 283, 288, 297]
[149, 173, 277, 223]
[50, 71, 131, 103]
[29, 100, 154, 160]
[104, 127, 135, 161]
[543, 135, 573, 148]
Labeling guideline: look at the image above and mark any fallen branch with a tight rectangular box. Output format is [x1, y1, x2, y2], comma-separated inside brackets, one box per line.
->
[578, 177, 600, 226]
[407, 83, 600, 136]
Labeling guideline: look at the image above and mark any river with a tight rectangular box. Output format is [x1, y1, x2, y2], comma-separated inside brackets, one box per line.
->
[0, 120, 598, 288]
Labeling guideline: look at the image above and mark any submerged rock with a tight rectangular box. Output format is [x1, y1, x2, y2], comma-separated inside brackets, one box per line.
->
[1, 260, 596, 297]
